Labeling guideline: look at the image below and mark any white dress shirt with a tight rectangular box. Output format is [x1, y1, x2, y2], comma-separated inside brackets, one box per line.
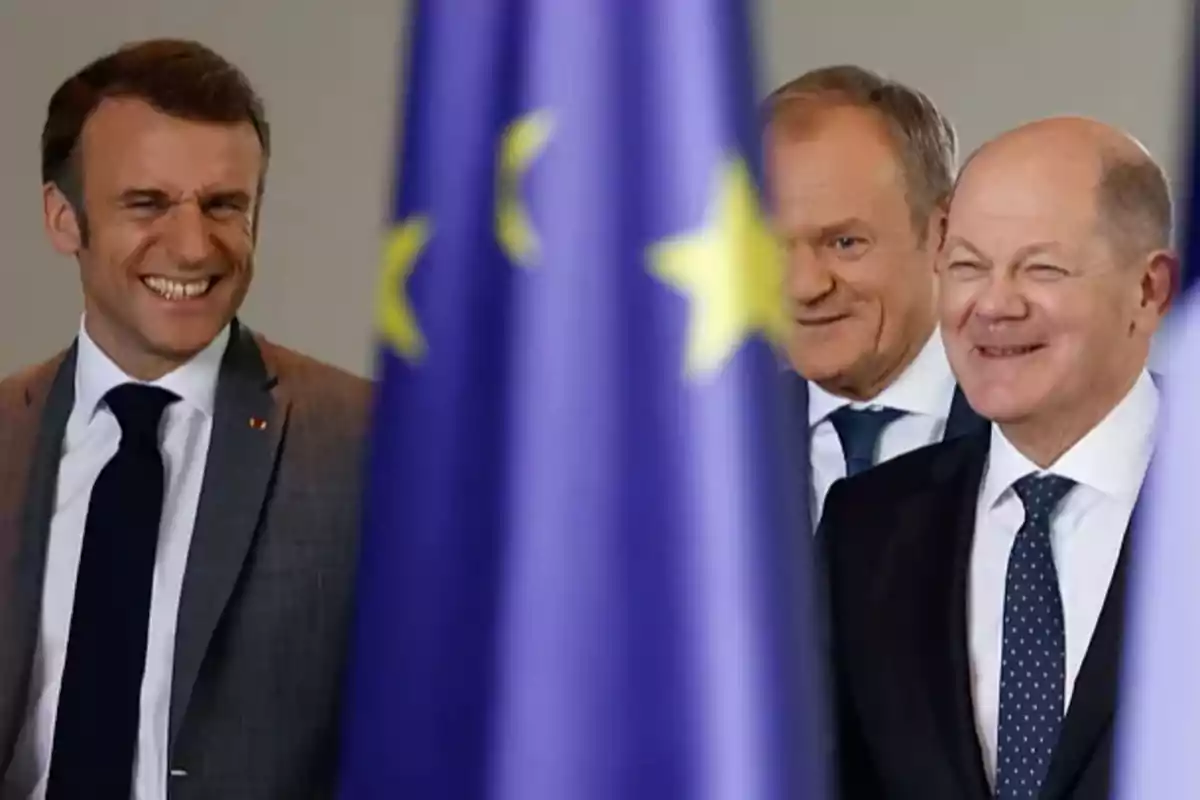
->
[808, 327, 957, 521]
[3, 319, 229, 800]
[968, 370, 1158, 786]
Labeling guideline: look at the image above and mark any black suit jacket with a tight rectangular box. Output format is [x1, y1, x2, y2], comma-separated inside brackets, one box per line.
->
[817, 431, 1131, 800]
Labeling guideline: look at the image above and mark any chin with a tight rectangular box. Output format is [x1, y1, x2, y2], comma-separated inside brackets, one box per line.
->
[973, 405, 1030, 425]
[791, 358, 854, 385]
[960, 384, 1042, 424]
[789, 345, 853, 384]
[143, 322, 227, 360]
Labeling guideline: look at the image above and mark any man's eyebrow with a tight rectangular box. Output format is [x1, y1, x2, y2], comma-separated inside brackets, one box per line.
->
[942, 236, 986, 259]
[817, 217, 872, 237]
[200, 189, 253, 206]
[1011, 241, 1064, 262]
[114, 187, 254, 206]
[778, 217, 872, 240]
[117, 187, 171, 202]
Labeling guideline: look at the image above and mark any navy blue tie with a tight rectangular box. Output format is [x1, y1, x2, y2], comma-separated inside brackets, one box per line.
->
[47, 384, 178, 800]
[995, 472, 1076, 800]
[827, 406, 905, 477]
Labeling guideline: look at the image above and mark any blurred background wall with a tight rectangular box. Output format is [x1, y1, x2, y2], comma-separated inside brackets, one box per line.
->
[0, 0, 1190, 376]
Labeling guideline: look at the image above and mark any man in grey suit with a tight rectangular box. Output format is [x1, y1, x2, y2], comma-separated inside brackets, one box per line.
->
[0, 39, 371, 799]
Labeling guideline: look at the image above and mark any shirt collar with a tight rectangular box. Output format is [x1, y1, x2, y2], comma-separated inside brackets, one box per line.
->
[980, 369, 1159, 511]
[808, 326, 957, 426]
[74, 315, 230, 422]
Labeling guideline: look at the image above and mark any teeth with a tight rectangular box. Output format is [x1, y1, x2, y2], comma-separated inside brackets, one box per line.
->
[981, 345, 1037, 357]
[142, 276, 212, 300]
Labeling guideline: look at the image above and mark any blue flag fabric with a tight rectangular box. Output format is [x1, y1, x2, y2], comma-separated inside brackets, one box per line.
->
[336, 1, 826, 798]
[1112, 12, 1200, 794]
[1112, 290, 1200, 797]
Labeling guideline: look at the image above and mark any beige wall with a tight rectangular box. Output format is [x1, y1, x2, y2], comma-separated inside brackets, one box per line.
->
[0, 0, 1189, 376]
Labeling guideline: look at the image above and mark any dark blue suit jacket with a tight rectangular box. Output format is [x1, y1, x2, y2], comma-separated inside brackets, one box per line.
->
[782, 371, 988, 522]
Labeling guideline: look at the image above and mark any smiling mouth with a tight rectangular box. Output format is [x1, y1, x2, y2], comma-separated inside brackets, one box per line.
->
[795, 314, 849, 327]
[975, 344, 1045, 358]
[141, 276, 219, 301]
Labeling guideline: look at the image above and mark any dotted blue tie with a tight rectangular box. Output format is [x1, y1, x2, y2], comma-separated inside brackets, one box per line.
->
[995, 473, 1076, 800]
[827, 406, 905, 477]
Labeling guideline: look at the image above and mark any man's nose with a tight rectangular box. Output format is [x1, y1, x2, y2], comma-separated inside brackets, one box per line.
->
[972, 273, 1028, 321]
[787, 247, 836, 305]
[162, 201, 216, 266]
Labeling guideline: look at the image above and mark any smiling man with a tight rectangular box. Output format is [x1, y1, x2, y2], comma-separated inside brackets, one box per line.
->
[817, 117, 1175, 799]
[766, 66, 985, 522]
[0, 40, 370, 799]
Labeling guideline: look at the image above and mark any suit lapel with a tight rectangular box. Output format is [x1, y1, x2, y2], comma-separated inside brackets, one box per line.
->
[943, 385, 987, 442]
[0, 348, 76, 769]
[918, 433, 993, 799]
[782, 371, 815, 525]
[1039, 498, 1137, 798]
[169, 322, 290, 749]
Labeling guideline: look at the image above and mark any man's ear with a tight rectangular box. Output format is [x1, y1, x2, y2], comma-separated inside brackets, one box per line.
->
[43, 182, 83, 255]
[1146, 249, 1178, 312]
[1133, 248, 1177, 337]
[923, 203, 949, 254]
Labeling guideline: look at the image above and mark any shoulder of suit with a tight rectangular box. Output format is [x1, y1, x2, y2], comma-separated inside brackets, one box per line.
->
[826, 432, 985, 512]
[0, 349, 70, 414]
[819, 433, 987, 573]
[251, 333, 372, 415]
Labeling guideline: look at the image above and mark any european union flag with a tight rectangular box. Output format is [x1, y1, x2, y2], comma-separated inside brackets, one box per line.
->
[1112, 9, 1200, 794]
[337, 2, 827, 798]
[1111, 294, 1200, 799]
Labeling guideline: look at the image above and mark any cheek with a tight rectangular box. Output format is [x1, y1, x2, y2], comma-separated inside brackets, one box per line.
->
[831, 255, 895, 307]
[83, 227, 151, 280]
[1031, 291, 1097, 341]
[237, 212, 255, 242]
[936, 279, 976, 328]
[213, 223, 255, 265]
[871, 250, 930, 307]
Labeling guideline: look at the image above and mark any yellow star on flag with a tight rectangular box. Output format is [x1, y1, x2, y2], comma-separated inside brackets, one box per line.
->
[376, 215, 431, 362]
[496, 110, 554, 267]
[648, 157, 786, 380]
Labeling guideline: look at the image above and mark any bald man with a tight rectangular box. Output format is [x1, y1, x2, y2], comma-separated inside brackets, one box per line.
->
[817, 117, 1175, 800]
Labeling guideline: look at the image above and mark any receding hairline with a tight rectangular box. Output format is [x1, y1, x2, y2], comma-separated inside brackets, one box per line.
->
[765, 65, 958, 241]
[41, 38, 270, 245]
[949, 133, 1173, 261]
[1095, 148, 1173, 256]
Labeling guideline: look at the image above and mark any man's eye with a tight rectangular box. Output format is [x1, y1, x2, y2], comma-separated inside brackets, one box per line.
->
[125, 197, 167, 212]
[1028, 263, 1068, 277]
[204, 198, 249, 218]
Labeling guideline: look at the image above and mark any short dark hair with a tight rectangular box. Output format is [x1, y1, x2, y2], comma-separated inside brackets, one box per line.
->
[41, 38, 270, 242]
[767, 65, 957, 242]
[1096, 152, 1173, 260]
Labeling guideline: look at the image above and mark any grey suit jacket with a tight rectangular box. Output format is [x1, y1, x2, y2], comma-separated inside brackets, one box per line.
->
[0, 319, 372, 799]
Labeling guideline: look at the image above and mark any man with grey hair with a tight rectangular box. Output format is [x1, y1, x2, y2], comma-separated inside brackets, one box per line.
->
[766, 65, 985, 523]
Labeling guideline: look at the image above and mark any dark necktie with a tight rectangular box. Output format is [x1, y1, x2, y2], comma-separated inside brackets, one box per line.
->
[827, 406, 905, 477]
[46, 383, 178, 800]
[995, 472, 1076, 800]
